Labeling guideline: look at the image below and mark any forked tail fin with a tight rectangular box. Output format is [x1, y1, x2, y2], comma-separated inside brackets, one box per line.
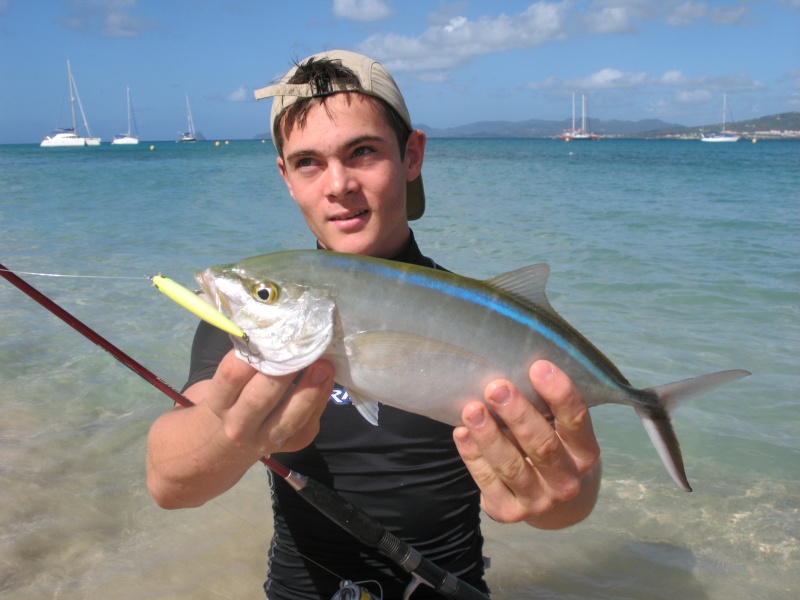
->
[636, 369, 751, 492]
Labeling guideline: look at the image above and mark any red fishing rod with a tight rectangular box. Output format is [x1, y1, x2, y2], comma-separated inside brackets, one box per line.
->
[0, 263, 489, 600]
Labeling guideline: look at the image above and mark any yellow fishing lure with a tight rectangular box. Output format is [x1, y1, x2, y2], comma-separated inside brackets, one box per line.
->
[151, 275, 247, 340]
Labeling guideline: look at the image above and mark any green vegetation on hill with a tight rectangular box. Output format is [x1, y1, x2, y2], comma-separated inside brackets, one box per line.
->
[640, 112, 800, 138]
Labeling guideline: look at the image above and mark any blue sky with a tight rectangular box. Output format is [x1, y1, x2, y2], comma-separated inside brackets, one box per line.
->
[1, 0, 798, 143]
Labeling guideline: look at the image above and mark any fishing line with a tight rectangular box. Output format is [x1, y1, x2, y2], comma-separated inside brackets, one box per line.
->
[0, 262, 490, 600]
[0, 267, 147, 280]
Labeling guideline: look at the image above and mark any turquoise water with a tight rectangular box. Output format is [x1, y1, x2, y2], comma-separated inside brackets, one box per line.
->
[1, 139, 798, 599]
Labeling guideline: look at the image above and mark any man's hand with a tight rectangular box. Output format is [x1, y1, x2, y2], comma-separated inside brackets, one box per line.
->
[146, 350, 334, 509]
[203, 351, 335, 456]
[454, 360, 601, 530]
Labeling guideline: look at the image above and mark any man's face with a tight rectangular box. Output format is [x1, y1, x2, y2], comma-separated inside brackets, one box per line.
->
[277, 93, 423, 258]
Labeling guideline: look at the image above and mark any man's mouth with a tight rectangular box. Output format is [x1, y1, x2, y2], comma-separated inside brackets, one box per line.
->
[331, 209, 368, 221]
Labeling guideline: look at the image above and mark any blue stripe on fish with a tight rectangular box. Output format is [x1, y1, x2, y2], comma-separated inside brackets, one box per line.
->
[337, 255, 619, 390]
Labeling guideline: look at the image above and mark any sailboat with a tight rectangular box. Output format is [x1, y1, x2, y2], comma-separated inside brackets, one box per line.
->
[556, 93, 599, 141]
[177, 94, 197, 142]
[41, 60, 101, 147]
[111, 86, 139, 145]
[701, 94, 740, 143]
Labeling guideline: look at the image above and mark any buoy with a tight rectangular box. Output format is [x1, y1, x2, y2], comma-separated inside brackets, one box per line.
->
[150, 145, 155, 151]
[215, 141, 220, 147]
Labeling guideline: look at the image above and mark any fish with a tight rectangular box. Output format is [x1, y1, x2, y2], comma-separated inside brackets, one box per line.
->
[195, 250, 750, 492]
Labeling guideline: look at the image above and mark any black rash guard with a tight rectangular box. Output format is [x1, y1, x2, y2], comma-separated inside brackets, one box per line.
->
[183, 233, 489, 599]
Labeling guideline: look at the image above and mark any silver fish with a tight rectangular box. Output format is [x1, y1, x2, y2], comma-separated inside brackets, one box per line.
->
[196, 250, 750, 491]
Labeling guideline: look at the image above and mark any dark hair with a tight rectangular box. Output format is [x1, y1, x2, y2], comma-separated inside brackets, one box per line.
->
[273, 57, 410, 159]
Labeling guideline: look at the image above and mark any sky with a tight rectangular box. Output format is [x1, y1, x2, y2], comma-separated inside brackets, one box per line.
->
[1, 0, 798, 143]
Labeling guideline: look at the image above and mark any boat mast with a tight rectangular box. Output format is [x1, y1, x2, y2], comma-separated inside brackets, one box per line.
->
[722, 93, 727, 133]
[581, 94, 587, 132]
[66, 59, 78, 133]
[125, 86, 132, 136]
[572, 92, 576, 131]
[70, 62, 94, 138]
[185, 94, 195, 138]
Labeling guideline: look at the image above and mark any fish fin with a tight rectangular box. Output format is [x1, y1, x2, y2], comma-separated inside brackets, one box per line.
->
[484, 264, 557, 315]
[646, 369, 751, 412]
[635, 406, 692, 492]
[347, 388, 380, 426]
[637, 369, 751, 492]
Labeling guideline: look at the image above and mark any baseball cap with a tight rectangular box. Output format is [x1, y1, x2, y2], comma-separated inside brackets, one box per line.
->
[254, 50, 425, 221]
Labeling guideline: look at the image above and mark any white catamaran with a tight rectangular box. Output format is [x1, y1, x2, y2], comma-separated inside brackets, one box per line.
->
[701, 94, 740, 143]
[41, 60, 101, 147]
[177, 94, 197, 142]
[111, 86, 139, 145]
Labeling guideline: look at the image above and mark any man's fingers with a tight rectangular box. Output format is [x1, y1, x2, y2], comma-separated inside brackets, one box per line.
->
[529, 361, 600, 466]
[255, 361, 335, 453]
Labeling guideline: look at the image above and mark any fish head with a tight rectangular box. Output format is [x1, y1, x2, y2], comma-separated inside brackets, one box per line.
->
[195, 262, 336, 376]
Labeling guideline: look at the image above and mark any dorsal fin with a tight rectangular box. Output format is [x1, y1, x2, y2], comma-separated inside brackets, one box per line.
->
[484, 263, 557, 316]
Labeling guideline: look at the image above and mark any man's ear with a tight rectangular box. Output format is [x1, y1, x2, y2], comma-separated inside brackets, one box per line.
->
[405, 130, 426, 182]
[276, 156, 295, 199]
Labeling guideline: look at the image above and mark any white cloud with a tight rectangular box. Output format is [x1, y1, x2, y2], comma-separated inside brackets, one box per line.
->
[355, 1, 755, 76]
[674, 89, 712, 104]
[666, 1, 708, 27]
[710, 5, 750, 26]
[525, 68, 766, 101]
[525, 75, 560, 90]
[333, 0, 391, 22]
[358, 1, 570, 73]
[659, 70, 689, 86]
[578, 0, 659, 34]
[570, 67, 648, 90]
[63, 0, 148, 38]
[443, 16, 468, 33]
[227, 86, 249, 103]
[575, 0, 750, 33]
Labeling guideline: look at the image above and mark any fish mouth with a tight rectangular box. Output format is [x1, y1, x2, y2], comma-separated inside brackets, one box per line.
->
[330, 209, 368, 222]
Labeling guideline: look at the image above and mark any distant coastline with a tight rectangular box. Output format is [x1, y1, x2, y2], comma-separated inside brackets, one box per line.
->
[254, 111, 799, 142]
[415, 111, 800, 140]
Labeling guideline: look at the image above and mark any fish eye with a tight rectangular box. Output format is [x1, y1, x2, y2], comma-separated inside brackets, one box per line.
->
[251, 282, 278, 303]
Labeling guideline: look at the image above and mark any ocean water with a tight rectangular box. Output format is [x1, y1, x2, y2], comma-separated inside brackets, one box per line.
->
[1, 138, 798, 599]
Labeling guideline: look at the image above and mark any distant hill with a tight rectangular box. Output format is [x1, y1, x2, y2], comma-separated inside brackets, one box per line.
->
[419, 117, 683, 138]
[417, 112, 800, 139]
[255, 112, 800, 140]
[638, 112, 800, 138]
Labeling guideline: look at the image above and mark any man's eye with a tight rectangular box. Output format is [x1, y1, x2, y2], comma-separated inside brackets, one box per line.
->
[352, 146, 374, 158]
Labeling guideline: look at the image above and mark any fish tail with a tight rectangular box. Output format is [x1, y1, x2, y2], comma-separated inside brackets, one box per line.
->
[636, 369, 751, 492]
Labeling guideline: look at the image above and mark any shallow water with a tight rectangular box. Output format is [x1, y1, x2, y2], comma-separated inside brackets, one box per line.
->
[1, 139, 798, 598]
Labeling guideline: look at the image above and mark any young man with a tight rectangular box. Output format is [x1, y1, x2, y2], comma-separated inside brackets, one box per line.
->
[147, 50, 601, 599]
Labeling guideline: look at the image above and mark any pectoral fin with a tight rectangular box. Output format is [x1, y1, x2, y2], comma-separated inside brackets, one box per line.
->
[347, 388, 380, 426]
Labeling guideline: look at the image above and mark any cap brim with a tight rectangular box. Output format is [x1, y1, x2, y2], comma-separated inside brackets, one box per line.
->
[406, 176, 425, 221]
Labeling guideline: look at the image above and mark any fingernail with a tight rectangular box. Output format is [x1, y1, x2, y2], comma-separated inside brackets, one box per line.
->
[465, 406, 486, 428]
[533, 361, 554, 382]
[453, 427, 471, 446]
[310, 366, 328, 385]
[489, 384, 511, 405]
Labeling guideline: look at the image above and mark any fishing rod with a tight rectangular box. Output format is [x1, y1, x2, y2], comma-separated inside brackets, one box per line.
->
[0, 263, 489, 600]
